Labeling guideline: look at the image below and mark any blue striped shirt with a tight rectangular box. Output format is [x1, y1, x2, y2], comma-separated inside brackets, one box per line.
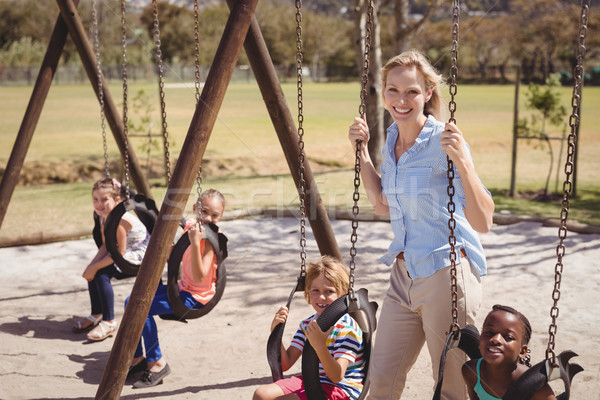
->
[378, 115, 489, 279]
[290, 313, 364, 400]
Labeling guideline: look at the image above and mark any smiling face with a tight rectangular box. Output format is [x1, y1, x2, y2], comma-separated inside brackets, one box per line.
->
[383, 65, 433, 128]
[479, 310, 528, 367]
[308, 273, 340, 316]
[195, 195, 225, 226]
[92, 187, 120, 218]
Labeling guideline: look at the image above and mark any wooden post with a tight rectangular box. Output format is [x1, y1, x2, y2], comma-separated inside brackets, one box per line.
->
[94, 0, 258, 398]
[509, 66, 520, 198]
[55, 0, 152, 197]
[228, 0, 341, 259]
[0, 2, 78, 231]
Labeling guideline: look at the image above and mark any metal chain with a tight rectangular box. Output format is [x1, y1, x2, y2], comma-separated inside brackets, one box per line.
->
[195, 166, 204, 224]
[91, 0, 110, 178]
[193, 0, 202, 104]
[295, 0, 307, 278]
[546, 0, 589, 366]
[193, 0, 203, 223]
[358, 0, 374, 118]
[120, 0, 130, 200]
[448, 0, 460, 125]
[349, 0, 374, 298]
[446, 0, 460, 335]
[349, 143, 361, 296]
[152, 0, 172, 185]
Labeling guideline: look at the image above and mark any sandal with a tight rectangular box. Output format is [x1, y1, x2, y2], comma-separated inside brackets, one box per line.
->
[87, 320, 118, 341]
[73, 315, 102, 333]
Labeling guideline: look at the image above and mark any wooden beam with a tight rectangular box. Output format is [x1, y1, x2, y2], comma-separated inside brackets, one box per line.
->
[94, 0, 259, 398]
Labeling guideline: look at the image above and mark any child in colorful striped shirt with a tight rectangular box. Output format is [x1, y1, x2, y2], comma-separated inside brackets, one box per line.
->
[253, 256, 365, 400]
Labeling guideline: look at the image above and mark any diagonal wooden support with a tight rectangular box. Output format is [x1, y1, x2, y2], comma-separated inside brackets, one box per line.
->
[0, 0, 153, 233]
[94, 0, 259, 398]
[0, 2, 78, 230]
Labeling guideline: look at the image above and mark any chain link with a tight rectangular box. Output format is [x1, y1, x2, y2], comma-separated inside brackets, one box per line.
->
[358, 0, 374, 117]
[91, 0, 110, 178]
[193, 0, 201, 104]
[295, 0, 307, 278]
[446, 0, 460, 335]
[349, 0, 374, 298]
[193, 0, 203, 223]
[152, 0, 172, 185]
[120, 0, 130, 200]
[448, 0, 460, 125]
[546, 0, 589, 366]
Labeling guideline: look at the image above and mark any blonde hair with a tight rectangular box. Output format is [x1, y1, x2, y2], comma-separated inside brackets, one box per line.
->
[304, 255, 349, 303]
[92, 177, 123, 200]
[381, 49, 445, 120]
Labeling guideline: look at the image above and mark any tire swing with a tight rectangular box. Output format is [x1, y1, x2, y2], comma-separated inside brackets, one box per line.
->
[158, 0, 228, 323]
[90, 0, 158, 278]
[103, 194, 159, 277]
[266, 3, 378, 399]
[159, 221, 228, 323]
[433, 2, 587, 399]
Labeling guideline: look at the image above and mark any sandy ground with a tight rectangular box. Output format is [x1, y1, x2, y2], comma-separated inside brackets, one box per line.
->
[0, 216, 598, 400]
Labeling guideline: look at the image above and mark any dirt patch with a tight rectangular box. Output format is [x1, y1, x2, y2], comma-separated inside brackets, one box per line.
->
[1, 155, 346, 186]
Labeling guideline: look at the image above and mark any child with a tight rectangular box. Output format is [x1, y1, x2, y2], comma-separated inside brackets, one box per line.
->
[126, 189, 226, 388]
[73, 177, 149, 341]
[253, 256, 365, 400]
[462, 304, 557, 400]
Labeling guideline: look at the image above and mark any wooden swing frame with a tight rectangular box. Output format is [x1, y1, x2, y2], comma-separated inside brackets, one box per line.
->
[0, 0, 342, 398]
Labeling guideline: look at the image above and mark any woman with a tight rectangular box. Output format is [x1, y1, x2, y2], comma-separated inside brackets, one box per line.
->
[348, 49, 494, 399]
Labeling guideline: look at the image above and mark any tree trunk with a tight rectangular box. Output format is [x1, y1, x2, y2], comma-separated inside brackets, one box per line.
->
[394, 0, 410, 53]
[354, 0, 384, 170]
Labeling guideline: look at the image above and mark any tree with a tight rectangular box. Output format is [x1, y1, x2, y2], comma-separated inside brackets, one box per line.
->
[255, 1, 354, 78]
[0, 0, 78, 65]
[255, 0, 296, 66]
[522, 74, 567, 134]
[518, 73, 568, 196]
[303, 11, 354, 80]
[354, 0, 384, 168]
[140, 2, 195, 65]
[509, 0, 579, 83]
[0, 37, 46, 67]
[391, 0, 444, 54]
[461, 16, 506, 80]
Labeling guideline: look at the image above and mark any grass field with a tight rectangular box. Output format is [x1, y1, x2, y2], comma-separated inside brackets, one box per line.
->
[1, 80, 599, 243]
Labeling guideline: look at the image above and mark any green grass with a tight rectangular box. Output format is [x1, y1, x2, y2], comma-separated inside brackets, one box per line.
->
[492, 188, 600, 226]
[1, 82, 599, 243]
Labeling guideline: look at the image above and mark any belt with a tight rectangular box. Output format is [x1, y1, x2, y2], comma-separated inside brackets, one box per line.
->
[396, 248, 466, 261]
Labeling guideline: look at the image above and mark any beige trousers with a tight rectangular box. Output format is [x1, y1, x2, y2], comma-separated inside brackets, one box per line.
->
[366, 257, 482, 400]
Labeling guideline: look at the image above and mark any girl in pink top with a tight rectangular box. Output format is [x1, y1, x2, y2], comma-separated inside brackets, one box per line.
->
[125, 189, 225, 389]
[178, 219, 218, 305]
